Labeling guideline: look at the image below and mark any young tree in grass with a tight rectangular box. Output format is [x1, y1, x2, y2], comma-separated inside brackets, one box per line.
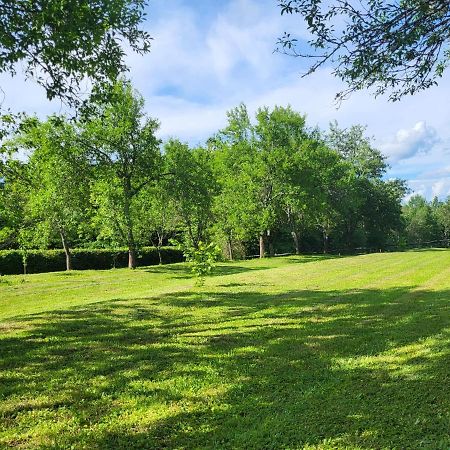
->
[83, 80, 161, 268]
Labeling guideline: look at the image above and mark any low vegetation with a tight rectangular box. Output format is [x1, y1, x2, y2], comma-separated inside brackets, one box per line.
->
[1, 250, 449, 449]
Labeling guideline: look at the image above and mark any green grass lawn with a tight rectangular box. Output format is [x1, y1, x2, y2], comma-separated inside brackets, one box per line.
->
[0, 250, 449, 449]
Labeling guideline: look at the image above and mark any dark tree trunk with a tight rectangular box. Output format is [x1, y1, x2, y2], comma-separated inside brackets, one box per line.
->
[267, 229, 275, 257]
[59, 228, 72, 271]
[128, 246, 137, 269]
[259, 233, 265, 258]
[291, 231, 300, 255]
[268, 241, 275, 257]
[157, 234, 163, 265]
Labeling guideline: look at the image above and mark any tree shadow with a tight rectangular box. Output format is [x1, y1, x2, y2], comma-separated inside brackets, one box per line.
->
[142, 254, 337, 280]
[0, 284, 449, 448]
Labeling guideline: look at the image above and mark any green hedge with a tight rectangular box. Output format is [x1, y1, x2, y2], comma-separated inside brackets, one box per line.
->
[0, 247, 184, 275]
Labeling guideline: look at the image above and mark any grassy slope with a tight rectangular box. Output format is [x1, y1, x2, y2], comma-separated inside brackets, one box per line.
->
[0, 250, 449, 449]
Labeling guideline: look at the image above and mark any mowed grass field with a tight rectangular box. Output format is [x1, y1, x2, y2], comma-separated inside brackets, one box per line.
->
[0, 250, 449, 449]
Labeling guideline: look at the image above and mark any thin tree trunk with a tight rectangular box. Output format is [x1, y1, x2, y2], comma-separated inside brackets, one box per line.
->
[128, 244, 137, 269]
[59, 228, 72, 271]
[157, 234, 163, 265]
[227, 238, 233, 261]
[259, 233, 265, 258]
[291, 231, 300, 255]
[124, 177, 137, 269]
[267, 229, 275, 257]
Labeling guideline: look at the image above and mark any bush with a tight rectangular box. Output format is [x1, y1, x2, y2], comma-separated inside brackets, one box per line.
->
[0, 247, 184, 275]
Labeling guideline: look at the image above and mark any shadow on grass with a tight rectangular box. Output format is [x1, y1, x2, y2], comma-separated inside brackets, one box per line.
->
[142, 254, 340, 280]
[0, 285, 449, 449]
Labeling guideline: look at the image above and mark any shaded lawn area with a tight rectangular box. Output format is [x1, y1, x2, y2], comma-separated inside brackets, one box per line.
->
[0, 250, 449, 449]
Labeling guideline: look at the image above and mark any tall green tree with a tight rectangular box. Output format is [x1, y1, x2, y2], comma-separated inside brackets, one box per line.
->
[403, 195, 440, 246]
[436, 197, 450, 245]
[83, 80, 161, 268]
[134, 182, 179, 264]
[5, 116, 91, 269]
[164, 140, 217, 249]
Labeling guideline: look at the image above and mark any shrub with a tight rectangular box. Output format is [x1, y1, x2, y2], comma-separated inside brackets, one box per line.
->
[0, 247, 184, 275]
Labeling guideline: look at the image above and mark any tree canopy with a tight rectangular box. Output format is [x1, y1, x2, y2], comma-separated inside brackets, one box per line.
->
[0, 0, 151, 105]
[278, 0, 450, 101]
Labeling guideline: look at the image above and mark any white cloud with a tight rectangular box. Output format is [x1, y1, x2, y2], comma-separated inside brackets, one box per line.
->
[379, 122, 440, 163]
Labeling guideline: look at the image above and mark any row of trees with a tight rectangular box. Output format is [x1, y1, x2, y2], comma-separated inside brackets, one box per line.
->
[0, 80, 441, 270]
[403, 195, 450, 246]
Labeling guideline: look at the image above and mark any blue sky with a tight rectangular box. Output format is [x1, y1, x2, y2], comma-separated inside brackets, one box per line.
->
[1, 0, 449, 199]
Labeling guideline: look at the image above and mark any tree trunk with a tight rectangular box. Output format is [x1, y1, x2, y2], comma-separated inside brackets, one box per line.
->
[227, 238, 233, 261]
[124, 177, 137, 269]
[59, 228, 72, 271]
[128, 246, 137, 269]
[157, 235, 163, 265]
[259, 233, 265, 258]
[291, 231, 300, 255]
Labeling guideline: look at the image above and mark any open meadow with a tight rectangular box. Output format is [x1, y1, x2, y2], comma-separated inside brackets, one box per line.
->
[0, 250, 449, 449]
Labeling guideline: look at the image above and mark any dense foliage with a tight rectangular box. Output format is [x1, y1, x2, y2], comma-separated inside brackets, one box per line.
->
[1, 82, 447, 272]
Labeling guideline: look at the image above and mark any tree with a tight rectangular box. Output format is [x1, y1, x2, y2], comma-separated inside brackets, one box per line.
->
[278, 0, 450, 101]
[7, 116, 91, 270]
[164, 140, 217, 250]
[430, 196, 450, 246]
[83, 80, 161, 268]
[215, 104, 281, 258]
[327, 122, 386, 179]
[134, 183, 179, 264]
[0, 0, 151, 105]
[361, 179, 407, 250]
[403, 195, 440, 245]
[0, 157, 27, 249]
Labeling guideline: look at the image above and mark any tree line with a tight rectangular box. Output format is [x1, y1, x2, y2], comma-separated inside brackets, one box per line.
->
[0, 81, 447, 270]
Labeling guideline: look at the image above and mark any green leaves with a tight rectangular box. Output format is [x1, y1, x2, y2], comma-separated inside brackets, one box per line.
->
[0, 0, 151, 106]
[172, 239, 221, 286]
[278, 0, 450, 101]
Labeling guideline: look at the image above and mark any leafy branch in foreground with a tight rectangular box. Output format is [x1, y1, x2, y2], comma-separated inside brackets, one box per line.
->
[277, 0, 450, 101]
[0, 0, 151, 106]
